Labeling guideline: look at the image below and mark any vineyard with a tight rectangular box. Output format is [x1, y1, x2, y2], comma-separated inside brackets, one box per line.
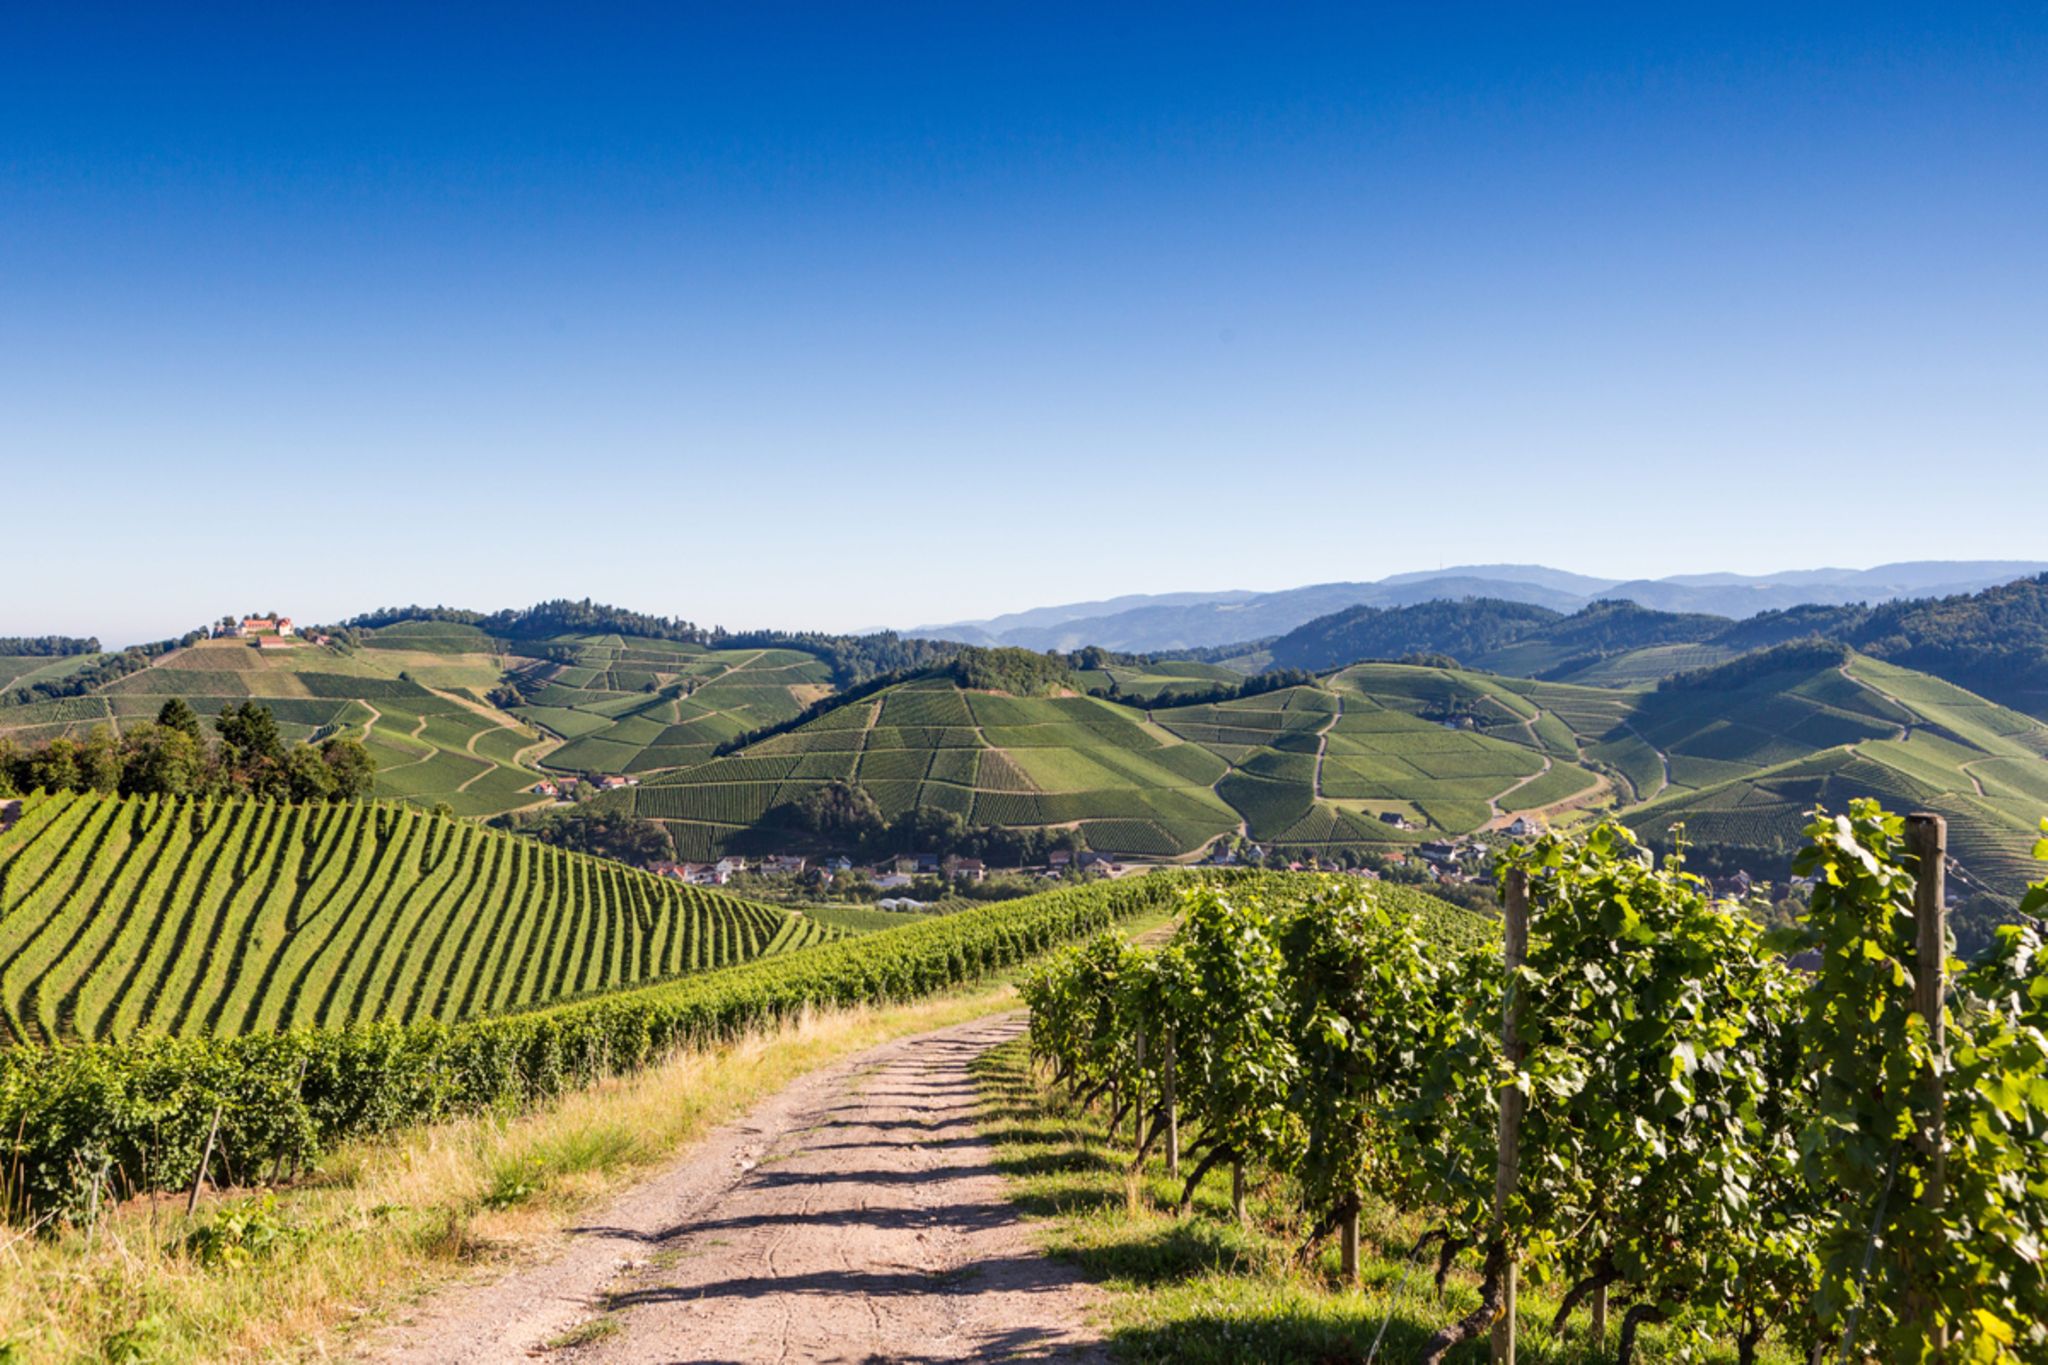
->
[0, 870, 1190, 1219]
[1022, 806, 2048, 1361]
[0, 791, 828, 1046]
[510, 635, 834, 775]
[622, 676, 1246, 859]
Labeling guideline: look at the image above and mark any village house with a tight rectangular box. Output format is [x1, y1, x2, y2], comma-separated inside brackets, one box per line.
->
[1504, 815, 1546, 838]
[1378, 811, 1410, 829]
[943, 856, 986, 883]
[714, 856, 747, 881]
[1047, 850, 1073, 871]
[594, 774, 638, 791]
[531, 780, 561, 799]
[1418, 840, 1462, 867]
[647, 861, 688, 880]
[760, 855, 807, 876]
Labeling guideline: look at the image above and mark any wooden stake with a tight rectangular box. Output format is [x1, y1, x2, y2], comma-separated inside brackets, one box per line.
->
[1162, 1026, 1179, 1180]
[1132, 1028, 1148, 1156]
[1591, 1283, 1608, 1343]
[1340, 1199, 1361, 1287]
[1492, 867, 1529, 1365]
[186, 1105, 222, 1217]
[1231, 1160, 1246, 1224]
[1907, 812, 1949, 1350]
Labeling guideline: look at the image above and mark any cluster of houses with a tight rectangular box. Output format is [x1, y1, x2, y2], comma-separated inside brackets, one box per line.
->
[529, 774, 639, 800]
[636, 849, 1141, 893]
[212, 615, 334, 648]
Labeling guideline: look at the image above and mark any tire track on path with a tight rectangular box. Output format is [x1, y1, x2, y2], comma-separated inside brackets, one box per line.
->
[366, 1014, 1104, 1365]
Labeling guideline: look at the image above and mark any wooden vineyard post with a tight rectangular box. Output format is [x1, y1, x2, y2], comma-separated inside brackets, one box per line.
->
[187, 1104, 222, 1217]
[1132, 1028, 1148, 1157]
[1906, 812, 1949, 1350]
[1232, 1160, 1246, 1225]
[1492, 867, 1529, 1365]
[1162, 1025, 1179, 1180]
[1591, 1284, 1607, 1344]
[1341, 1198, 1361, 1287]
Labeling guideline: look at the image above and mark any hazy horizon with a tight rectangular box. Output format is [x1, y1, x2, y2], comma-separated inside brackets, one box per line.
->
[6, 5, 2043, 644]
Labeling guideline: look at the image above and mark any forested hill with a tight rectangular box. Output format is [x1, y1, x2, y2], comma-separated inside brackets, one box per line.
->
[1259, 575, 2048, 716]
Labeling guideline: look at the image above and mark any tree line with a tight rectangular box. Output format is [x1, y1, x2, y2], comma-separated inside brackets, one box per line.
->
[1, 631, 209, 708]
[0, 637, 99, 657]
[0, 700, 376, 803]
[761, 779, 1085, 866]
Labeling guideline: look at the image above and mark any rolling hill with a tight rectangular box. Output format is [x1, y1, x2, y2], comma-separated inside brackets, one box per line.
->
[601, 647, 2048, 899]
[509, 634, 836, 774]
[1258, 574, 2048, 715]
[914, 561, 2048, 653]
[0, 790, 833, 1045]
[622, 674, 1243, 860]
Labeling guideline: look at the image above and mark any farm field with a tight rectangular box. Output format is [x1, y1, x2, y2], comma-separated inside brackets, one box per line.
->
[0, 790, 830, 1045]
[0, 636, 551, 819]
[508, 634, 836, 776]
[614, 669, 1618, 862]
[0, 653, 105, 695]
[618, 675, 1245, 860]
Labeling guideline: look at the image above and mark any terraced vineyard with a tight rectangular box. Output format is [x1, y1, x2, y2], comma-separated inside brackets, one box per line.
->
[1617, 656, 2048, 893]
[0, 636, 549, 819]
[0, 791, 831, 1045]
[623, 676, 1242, 859]
[510, 635, 836, 775]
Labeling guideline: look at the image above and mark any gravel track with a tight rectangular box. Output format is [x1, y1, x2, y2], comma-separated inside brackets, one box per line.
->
[365, 1013, 1102, 1364]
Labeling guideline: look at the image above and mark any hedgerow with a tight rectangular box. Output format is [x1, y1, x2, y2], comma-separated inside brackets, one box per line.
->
[0, 871, 1191, 1221]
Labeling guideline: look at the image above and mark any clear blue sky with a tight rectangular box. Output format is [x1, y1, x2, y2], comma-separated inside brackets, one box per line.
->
[4, 3, 2043, 645]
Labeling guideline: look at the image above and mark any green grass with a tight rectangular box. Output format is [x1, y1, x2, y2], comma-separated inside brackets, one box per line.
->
[0, 791, 826, 1045]
[973, 1039, 1788, 1364]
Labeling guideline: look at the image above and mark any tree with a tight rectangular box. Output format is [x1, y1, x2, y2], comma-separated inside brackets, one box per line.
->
[771, 781, 884, 845]
[215, 701, 289, 797]
[155, 697, 203, 738]
[285, 746, 337, 802]
[22, 737, 82, 794]
[78, 727, 122, 793]
[120, 724, 204, 796]
[319, 738, 378, 800]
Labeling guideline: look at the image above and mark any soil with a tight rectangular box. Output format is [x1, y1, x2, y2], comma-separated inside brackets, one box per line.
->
[364, 1014, 1103, 1364]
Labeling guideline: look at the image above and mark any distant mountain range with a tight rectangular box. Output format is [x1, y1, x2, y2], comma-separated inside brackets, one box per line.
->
[910, 562, 2048, 654]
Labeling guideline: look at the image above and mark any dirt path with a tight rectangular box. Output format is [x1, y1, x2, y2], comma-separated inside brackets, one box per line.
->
[1311, 695, 1343, 800]
[366, 1014, 1102, 1365]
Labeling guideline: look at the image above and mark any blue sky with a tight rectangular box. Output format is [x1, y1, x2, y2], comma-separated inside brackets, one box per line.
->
[3, 4, 2043, 645]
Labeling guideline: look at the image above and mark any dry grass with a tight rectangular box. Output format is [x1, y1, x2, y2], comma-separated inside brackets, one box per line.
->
[0, 984, 1023, 1363]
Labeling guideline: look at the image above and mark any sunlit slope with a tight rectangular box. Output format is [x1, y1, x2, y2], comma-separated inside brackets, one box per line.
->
[622, 676, 1241, 859]
[510, 635, 835, 775]
[0, 792, 830, 1045]
[1618, 655, 2048, 897]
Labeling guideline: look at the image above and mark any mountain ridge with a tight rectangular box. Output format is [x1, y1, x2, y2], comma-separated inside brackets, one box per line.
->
[909, 561, 2048, 654]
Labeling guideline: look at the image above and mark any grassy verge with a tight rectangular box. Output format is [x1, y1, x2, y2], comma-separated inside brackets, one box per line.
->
[0, 904, 1176, 1362]
[0, 990, 1012, 1362]
[973, 1039, 1795, 1364]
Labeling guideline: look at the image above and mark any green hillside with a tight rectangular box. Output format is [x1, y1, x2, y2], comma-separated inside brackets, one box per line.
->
[621, 675, 1242, 859]
[0, 636, 548, 818]
[509, 634, 836, 774]
[1618, 654, 2048, 897]
[615, 669, 1610, 861]
[0, 628, 841, 819]
[0, 790, 832, 1045]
